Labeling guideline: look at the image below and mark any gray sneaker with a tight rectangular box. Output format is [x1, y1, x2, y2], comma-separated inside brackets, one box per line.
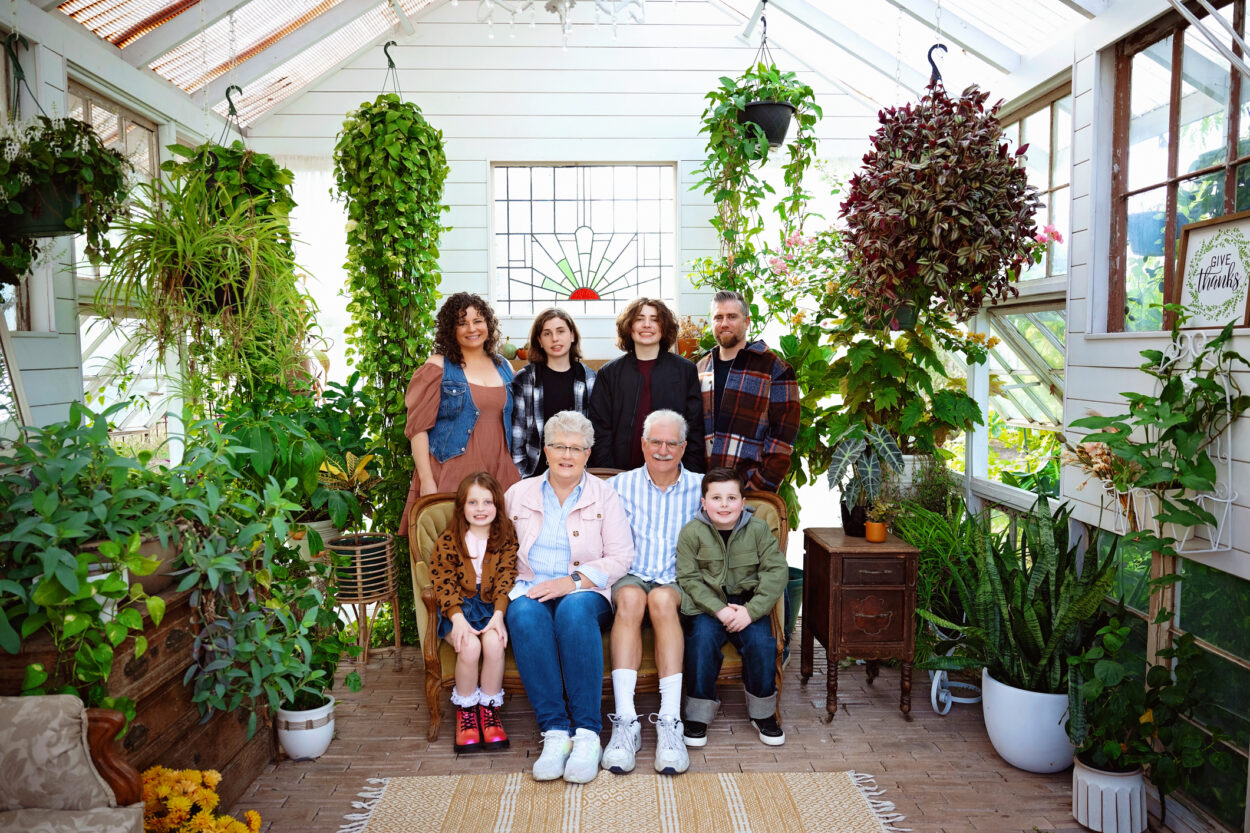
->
[651, 714, 690, 775]
[532, 730, 572, 781]
[562, 728, 602, 784]
[601, 714, 642, 773]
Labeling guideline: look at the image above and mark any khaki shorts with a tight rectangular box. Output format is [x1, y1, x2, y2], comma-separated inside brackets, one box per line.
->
[612, 574, 680, 602]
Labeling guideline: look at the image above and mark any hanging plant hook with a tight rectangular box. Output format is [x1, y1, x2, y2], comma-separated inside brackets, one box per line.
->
[381, 40, 404, 99]
[750, 0, 777, 69]
[217, 84, 244, 145]
[927, 43, 948, 87]
[224, 84, 243, 118]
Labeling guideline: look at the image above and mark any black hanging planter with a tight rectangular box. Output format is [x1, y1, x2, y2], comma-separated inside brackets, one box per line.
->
[894, 303, 919, 330]
[738, 101, 796, 151]
[840, 500, 868, 538]
[12, 181, 82, 238]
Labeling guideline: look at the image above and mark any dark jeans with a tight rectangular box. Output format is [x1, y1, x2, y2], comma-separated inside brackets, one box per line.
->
[682, 604, 777, 723]
[505, 592, 613, 733]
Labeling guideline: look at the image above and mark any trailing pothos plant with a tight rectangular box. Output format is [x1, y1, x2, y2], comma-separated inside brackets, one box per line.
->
[692, 62, 820, 312]
[840, 82, 1041, 327]
[0, 116, 132, 287]
[332, 93, 449, 536]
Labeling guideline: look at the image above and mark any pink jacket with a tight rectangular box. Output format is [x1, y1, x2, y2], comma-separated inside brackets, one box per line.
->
[505, 474, 636, 603]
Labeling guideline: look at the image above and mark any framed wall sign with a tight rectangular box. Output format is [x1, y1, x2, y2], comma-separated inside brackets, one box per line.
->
[1174, 209, 1250, 329]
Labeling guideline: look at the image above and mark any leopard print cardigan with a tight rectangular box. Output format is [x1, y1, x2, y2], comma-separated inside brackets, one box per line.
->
[428, 527, 519, 619]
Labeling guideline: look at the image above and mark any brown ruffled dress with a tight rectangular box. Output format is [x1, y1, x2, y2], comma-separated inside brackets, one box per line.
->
[399, 361, 521, 535]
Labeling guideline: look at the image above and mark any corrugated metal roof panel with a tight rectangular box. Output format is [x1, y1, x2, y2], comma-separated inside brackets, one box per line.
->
[151, 0, 343, 93]
[215, 0, 434, 125]
[56, 0, 180, 46]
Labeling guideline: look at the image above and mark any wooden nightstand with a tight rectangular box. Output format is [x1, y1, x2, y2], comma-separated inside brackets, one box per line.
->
[800, 527, 918, 721]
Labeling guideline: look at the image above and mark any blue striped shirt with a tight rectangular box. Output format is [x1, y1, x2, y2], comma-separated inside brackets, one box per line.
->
[610, 465, 703, 584]
[510, 474, 606, 596]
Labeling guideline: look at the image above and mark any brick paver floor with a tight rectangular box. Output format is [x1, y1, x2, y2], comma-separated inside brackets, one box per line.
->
[236, 639, 1089, 833]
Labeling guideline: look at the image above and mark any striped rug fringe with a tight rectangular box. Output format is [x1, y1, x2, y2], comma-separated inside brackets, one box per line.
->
[337, 777, 389, 833]
[849, 771, 911, 832]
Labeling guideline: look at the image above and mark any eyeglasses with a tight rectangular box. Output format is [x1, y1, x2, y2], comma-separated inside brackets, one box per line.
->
[644, 438, 685, 450]
[546, 443, 589, 456]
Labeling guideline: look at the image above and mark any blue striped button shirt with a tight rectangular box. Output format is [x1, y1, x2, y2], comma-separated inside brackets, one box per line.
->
[610, 465, 703, 584]
[510, 474, 607, 596]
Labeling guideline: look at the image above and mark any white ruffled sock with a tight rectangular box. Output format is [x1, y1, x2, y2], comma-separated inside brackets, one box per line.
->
[480, 689, 504, 707]
[451, 686, 481, 708]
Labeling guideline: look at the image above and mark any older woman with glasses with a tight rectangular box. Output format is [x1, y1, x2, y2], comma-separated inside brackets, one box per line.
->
[503, 410, 635, 786]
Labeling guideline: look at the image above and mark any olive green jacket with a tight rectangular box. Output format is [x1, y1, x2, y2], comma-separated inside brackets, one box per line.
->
[675, 507, 787, 623]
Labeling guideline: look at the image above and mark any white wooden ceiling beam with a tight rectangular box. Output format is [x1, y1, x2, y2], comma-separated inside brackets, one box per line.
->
[37, 0, 61, 10]
[1052, 0, 1106, 19]
[882, 0, 1021, 75]
[201, 0, 385, 106]
[122, 0, 253, 68]
[389, 0, 416, 35]
[766, 0, 928, 95]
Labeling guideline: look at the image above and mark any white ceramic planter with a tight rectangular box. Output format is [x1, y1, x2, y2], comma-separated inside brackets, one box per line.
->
[981, 669, 1074, 773]
[1072, 758, 1146, 833]
[293, 520, 342, 561]
[276, 696, 335, 761]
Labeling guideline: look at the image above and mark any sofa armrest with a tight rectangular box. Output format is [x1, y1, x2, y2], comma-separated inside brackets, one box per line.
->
[85, 709, 141, 807]
[420, 585, 442, 666]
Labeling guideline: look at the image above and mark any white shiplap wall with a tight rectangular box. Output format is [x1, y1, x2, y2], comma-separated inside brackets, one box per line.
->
[246, 0, 876, 357]
[1064, 0, 1250, 583]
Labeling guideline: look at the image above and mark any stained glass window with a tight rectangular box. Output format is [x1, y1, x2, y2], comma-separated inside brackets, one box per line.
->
[493, 164, 676, 315]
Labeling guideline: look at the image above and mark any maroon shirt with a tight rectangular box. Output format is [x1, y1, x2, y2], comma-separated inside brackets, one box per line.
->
[628, 358, 656, 469]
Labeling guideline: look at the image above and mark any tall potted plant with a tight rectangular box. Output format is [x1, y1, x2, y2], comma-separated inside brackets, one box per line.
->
[840, 82, 1042, 327]
[825, 423, 903, 537]
[0, 116, 131, 287]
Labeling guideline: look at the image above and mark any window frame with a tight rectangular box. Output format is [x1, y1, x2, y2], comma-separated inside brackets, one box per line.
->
[1108, 0, 1249, 332]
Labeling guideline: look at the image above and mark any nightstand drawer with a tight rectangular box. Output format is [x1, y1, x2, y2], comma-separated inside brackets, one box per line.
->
[841, 589, 907, 643]
[843, 558, 905, 585]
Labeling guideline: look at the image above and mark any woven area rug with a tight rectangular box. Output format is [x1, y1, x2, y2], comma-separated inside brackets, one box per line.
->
[338, 771, 908, 833]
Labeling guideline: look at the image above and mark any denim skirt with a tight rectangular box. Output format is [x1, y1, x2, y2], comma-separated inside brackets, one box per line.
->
[436, 589, 495, 640]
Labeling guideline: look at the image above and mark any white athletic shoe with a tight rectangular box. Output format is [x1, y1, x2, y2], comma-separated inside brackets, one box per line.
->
[601, 713, 642, 774]
[651, 714, 691, 775]
[532, 730, 573, 781]
[562, 728, 602, 784]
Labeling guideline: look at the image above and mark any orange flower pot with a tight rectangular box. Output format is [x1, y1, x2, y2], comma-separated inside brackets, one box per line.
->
[864, 521, 887, 543]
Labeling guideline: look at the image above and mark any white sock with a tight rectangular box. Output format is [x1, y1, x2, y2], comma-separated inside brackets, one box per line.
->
[658, 674, 682, 720]
[450, 687, 480, 708]
[480, 689, 504, 707]
[612, 669, 638, 720]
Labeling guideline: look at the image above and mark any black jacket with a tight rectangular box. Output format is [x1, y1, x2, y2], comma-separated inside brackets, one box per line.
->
[588, 350, 706, 472]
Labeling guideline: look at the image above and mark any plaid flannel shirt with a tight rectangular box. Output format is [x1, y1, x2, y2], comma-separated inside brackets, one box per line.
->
[695, 340, 799, 492]
[509, 361, 596, 478]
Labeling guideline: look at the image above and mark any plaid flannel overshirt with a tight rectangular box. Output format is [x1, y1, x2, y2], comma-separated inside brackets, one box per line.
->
[509, 362, 596, 478]
[695, 340, 799, 492]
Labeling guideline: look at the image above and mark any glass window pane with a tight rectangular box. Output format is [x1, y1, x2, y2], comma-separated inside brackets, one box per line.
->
[1052, 97, 1072, 186]
[1179, 560, 1250, 659]
[1124, 187, 1168, 331]
[1177, 28, 1230, 174]
[1236, 162, 1250, 211]
[1185, 750, 1247, 831]
[88, 98, 122, 152]
[1128, 37, 1174, 193]
[1177, 170, 1226, 230]
[1050, 185, 1070, 277]
[1022, 108, 1051, 190]
[68, 92, 85, 122]
[1190, 648, 1250, 748]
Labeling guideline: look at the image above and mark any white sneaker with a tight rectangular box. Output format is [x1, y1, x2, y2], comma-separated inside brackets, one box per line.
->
[601, 713, 642, 773]
[562, 728, 602, 784]
[532, 730, 573, 781]
[651, 714, 690, 775]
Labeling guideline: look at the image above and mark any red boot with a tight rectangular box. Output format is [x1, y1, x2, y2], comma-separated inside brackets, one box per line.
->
[479, 703, 509, 750]
[454, 706, 482, 752]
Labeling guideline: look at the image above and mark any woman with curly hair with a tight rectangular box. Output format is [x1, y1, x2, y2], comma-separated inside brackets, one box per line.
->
[400, 293, 520, 535]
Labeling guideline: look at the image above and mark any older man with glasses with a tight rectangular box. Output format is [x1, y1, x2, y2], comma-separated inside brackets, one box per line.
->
[601, 409, 703, 776]
[504, 410, 635, 785]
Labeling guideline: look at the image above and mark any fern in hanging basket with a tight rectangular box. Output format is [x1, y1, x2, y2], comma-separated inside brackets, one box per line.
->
[840, 83, 1042, 326]
[0, 116, 132, 287]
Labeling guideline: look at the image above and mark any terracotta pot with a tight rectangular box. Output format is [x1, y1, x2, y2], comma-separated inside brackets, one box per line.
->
[676, 337, 700, 359]
[1072, 757, 1146, 833]
[864, 521, 887, 543]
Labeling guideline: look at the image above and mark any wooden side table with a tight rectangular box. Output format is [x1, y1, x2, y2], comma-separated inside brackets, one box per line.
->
[800, 527, 918, 721]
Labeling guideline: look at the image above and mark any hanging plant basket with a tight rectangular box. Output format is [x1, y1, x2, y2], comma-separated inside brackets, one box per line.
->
[737, 101, 796, 150]
[12, 182, 82, 239]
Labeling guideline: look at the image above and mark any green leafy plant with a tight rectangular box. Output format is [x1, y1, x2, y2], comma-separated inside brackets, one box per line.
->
[1067, 617, 1231, 815]
[0, 403, 169, 722]
[825, 423, 903, 508]
[919, 496, 1117, 694]
[333, 93, 449, 538]
[1070, 308, 1250, 535]
[93, 170, 313, 411]
[161, 140, 296, 224]
[840, 83, 1042, 326]
[0, 116, 132, 287]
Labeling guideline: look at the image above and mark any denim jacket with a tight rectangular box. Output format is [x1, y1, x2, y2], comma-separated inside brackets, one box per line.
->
[428, 357, 515, 463]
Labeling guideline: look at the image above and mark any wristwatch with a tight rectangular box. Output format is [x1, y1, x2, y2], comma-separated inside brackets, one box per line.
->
[569, 571, 583, 587]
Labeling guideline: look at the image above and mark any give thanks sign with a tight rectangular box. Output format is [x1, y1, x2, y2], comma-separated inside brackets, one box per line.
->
[1176, 211, 1250, 329]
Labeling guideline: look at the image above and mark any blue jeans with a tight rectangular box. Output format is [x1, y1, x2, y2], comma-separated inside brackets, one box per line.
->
[505, 592, 612, 733]
[683, 610, 778, 723]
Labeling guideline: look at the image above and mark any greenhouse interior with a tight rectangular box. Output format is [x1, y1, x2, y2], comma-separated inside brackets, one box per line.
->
[1, 0, 1249, 831]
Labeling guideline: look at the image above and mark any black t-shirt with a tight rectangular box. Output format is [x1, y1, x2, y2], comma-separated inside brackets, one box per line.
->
[713, 350, 735, 427]
[535, 364, 575, 476]
[718, 528, 732, 546]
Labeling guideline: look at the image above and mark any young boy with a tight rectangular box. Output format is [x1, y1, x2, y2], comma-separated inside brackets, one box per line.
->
[675, 467, 788, 747]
